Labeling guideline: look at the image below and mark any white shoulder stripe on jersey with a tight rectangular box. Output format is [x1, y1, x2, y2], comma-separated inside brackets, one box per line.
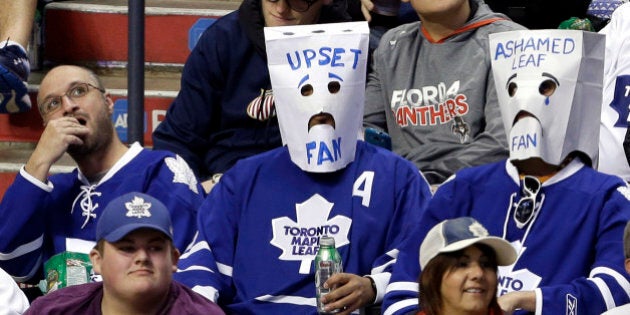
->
[371, 258, 396, 274]
[0, 234, 43, 260]
[182, 231, 199, 253]
[386, 249, 399, 258]
[179, 240, 210, 260]
[370, 249, 399, 274]
[385, 281, 419, 294]
[255, 295, 361, 314]
[176, 265, 215, 274]
[590, 277, 616, 310]
[217, 261, 233, 277]
[256, 294, 316, 306]
[192, 285, 219, 302]
[383, 298, 418, 315]
[590, 266, 630, 297]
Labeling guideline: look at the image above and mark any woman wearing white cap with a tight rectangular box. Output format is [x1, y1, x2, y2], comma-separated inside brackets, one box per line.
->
[417, 217, 517, 315]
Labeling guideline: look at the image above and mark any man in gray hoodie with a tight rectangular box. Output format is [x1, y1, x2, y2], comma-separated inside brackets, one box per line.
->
[364, 0, 525, 185]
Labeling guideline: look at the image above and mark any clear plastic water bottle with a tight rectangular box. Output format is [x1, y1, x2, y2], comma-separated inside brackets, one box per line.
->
[315, 235, 343, 314]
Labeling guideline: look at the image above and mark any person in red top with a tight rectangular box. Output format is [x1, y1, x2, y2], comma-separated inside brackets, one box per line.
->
[417, 217, 516, 315]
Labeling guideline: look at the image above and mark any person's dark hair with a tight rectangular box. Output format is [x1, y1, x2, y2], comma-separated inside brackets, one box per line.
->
[418, 244, 502, 315]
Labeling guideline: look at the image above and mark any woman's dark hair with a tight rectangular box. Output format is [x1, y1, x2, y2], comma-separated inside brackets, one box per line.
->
[418, 243, 502, 315]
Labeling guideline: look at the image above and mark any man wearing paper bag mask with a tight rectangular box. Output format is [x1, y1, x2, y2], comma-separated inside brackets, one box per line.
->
[380, 30, 630, 315]
[152, 0, 352, 194]
[174, 22, 432, 314]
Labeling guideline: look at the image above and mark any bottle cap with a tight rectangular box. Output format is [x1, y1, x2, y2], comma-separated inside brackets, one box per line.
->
[320, 235, 335, 246]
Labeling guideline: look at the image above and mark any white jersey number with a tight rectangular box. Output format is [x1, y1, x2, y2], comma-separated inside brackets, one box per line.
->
[352, 171, 374, 207]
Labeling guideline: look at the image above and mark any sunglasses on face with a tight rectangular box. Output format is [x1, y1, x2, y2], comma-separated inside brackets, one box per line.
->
[512, 175, 544, 228]
[267, 0, 318, 12]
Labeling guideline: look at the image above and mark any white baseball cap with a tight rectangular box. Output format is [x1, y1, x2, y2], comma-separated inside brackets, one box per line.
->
[420, 217, 517, 269]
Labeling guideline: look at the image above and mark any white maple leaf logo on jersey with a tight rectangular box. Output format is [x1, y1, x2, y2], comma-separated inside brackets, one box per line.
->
[165, 155, 199, 194]
[497, 240, 542, 296]
[125, 196, 152, 218]
[270, 194, 352, 274]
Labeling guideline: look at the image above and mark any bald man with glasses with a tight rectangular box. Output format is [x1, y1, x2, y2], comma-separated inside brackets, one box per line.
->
[0, 65, 204, 299]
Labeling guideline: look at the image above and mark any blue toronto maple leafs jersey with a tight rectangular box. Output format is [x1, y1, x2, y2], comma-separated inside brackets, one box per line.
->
[382, 158, 630, 315]
[175, 141, 432, 314]
[0, 143, 203, 282]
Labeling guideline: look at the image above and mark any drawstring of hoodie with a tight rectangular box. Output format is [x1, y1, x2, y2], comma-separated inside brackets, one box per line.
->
[71, 185, 102, 229]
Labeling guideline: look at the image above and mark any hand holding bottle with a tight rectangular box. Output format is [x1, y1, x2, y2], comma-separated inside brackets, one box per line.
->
[319, 273, 376, 314]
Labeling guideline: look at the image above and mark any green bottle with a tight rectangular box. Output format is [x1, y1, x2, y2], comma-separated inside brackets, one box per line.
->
[315, 235, 343, 314]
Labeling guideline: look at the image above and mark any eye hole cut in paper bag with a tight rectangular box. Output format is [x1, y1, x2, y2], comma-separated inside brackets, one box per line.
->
[264, 22, 369, 173]
[489, 30, 604, 166]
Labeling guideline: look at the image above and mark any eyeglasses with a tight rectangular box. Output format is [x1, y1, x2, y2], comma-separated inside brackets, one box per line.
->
[266, 0, 318, 12]
[39, 82, 105, 116]
[512, 176, 544, 228]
